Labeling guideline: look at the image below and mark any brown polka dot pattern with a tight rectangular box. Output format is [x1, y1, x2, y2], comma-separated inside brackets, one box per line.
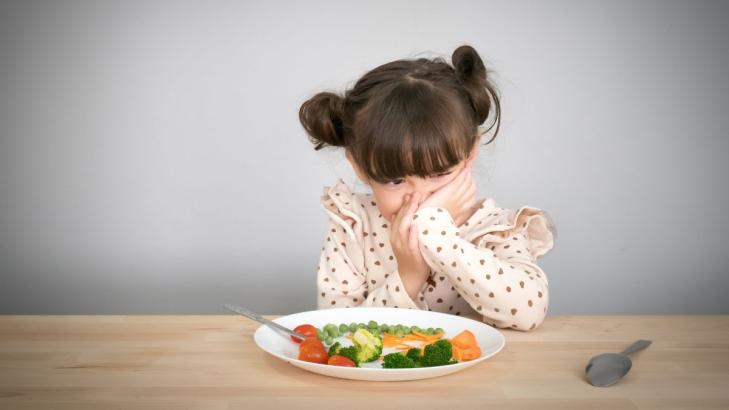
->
[316, 179, 554, 333]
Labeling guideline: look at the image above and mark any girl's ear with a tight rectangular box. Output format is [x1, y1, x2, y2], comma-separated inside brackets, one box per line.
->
[345, 150, 371, 186]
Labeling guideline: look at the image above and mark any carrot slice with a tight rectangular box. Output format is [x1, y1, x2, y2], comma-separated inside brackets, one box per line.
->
[411, 330, 444, 341]
[451, 329, 477, 348]
[459, 346, 481, 361]
[452, 345, 462, 361]
[450, 330, 481, 361]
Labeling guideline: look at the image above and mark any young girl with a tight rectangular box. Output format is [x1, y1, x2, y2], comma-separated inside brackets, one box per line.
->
[298, 45, 557, 331]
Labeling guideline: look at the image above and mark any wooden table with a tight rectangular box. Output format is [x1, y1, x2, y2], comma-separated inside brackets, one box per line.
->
[0, 315, 727, 409]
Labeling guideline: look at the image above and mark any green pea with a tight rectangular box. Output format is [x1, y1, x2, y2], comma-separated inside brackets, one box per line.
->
[410, 326, 418, 334]
[427, 327, 435, 335]
[358, 322, 367, 329]
[339, 324, 348, 333]
[435, 327, 444, 335]
[348, 323, 357, 333]
[368, 320, 378, 328]
[380, 324, 389, 332]
[325, 336, 333, 345]
[316, 329, 325, 340]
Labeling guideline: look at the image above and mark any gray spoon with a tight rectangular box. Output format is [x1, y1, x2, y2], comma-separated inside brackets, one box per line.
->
[585, 339, 652, 387]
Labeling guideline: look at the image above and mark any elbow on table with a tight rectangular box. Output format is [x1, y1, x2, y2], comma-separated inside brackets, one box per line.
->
[485, 288, 549, 332]
[488, 308, 547, 332]
[510, 263, 550, 331]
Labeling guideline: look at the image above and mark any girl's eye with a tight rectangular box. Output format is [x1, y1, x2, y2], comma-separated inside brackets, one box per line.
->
[385, 171, 451, 186]
[385, 178, 405, 186]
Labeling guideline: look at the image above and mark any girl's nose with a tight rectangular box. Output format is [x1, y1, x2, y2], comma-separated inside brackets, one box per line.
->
[408, 190, 429, 200]
[404, 176, 433, 200]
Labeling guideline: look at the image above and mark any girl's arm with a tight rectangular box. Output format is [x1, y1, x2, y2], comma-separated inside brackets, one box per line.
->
[316, 219, 430, 310]
[411, 206, 552, 331]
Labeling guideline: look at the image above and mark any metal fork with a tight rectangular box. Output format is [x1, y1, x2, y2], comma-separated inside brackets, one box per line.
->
[223, 304, 309, 342]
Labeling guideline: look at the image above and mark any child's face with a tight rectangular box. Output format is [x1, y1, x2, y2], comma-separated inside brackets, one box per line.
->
[367, 161, 470, 223]
[345, 139, 479, 223]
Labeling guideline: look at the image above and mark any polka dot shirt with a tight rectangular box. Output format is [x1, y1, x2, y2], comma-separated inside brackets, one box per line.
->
[316, 178, 557, 332]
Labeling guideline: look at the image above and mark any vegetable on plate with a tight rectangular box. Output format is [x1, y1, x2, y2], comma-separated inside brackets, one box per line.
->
[293, 320, 481, 368]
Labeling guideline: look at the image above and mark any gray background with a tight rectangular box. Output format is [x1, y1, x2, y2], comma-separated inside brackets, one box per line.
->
[1, 0, 727, 315]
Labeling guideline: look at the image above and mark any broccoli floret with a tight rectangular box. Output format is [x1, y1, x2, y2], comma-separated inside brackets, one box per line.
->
[420, 339, 457, 367]
[337, 346, 360, 366]
[381, 342, 457, 369]
[327, 341, 360, 367]
[327, 341, 342, 357]
[382, 352, 417, 368]
[352, 328, 383, 363]
[406, 347, 422, 365]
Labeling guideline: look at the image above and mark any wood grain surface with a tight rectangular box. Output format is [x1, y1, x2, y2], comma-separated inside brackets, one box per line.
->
[1, 315, 727, 409]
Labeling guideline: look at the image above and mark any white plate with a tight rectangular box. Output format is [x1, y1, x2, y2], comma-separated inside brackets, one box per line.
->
[252, 307, 505, 381]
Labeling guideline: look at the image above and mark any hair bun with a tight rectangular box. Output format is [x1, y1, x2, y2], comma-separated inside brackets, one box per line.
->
[452, 45, 486, 84]
[299, 92, 347, 150]
[450, 45, 498, 131]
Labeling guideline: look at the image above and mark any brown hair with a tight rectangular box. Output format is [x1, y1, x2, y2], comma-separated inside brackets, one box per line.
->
[298, 45, 500, 184]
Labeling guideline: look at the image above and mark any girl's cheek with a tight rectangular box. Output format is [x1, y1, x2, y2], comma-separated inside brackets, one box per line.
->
[373, 188, 410, 223]
[383, 204, 400, 224]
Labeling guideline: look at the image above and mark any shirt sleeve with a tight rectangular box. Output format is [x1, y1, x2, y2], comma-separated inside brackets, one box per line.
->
[316, 217, 431, 311]
[411, 205, 555, 331]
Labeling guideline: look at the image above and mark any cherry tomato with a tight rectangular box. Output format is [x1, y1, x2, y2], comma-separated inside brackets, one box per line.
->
[327, 355, 356, 367]
[297, 336, 328, 364]
[300, 336, 324, 349]
[298, 343, 329, 364]
[291, 324, 318, 343]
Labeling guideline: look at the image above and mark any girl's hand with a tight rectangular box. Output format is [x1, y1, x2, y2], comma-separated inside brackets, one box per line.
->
[418, 159, 479, 226]
[390, 191, 430, 300]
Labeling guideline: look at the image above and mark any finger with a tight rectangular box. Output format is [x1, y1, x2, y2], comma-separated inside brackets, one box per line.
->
[407, 223, 419, 252]
[391, 193, 410, 231]
[453, 168, 473, 198]
[390, 197, 411, 248]
[430, 164, 469, 201]
[461, 194, 478, 211]
[462, 174, 476, 198]
[464, 184, 477, 204]
[454, 161, 473, 187]
[422, 161, 472, 208]
[454, 182, 477, 215]
[399, 192, 420, 237]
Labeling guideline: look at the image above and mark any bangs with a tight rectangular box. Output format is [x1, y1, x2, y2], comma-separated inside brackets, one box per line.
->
[351, 81, 476, 183]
